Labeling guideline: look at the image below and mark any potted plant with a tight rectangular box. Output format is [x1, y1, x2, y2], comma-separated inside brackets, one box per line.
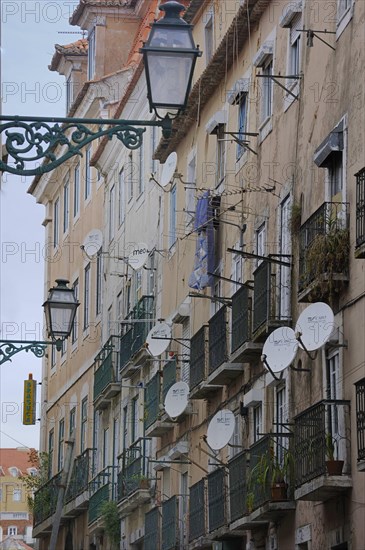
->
[325, 433, 344, 475]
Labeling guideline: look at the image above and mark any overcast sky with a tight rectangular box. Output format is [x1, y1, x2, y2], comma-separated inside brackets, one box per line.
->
[1, 1, 77, 449]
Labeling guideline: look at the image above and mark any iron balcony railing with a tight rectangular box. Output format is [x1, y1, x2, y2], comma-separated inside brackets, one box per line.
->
[209, 306, 228, 374]
[207, 468, 226, 532]
[162, 357, 177, 401]
[252, 261, 275, 334]
[33, 471, 62, 526]
[298, 201, 350, 293]
[228, 450, 248, 522]
[355, 378, 365, 462]
[145, 373, 160, 429]
[294, 399, 351, 487]
[88, 466, 116, 524]
[162, 496, 178, 550]
[356, 168, 365, 248]
[189, 479, 205, 541]
[65, 448, 92, 504]
[144, 507, 160, 550]
[248, 435, 272, 511]
[231, 285, 250, 353]
[93, 335, 120, 401]
[119, 295, 154, 370]
[190, 326, 207, 390]
[117, 439, 149, 501]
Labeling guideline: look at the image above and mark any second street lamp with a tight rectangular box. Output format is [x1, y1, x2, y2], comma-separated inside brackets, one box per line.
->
[0, 279, 79, 365]
[0, 1, 201, 177]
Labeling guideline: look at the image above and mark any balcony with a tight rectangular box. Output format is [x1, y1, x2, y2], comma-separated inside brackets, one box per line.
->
[207, 468, 227, 536]
[229, 437, 295, 531]
[88, 466, 116, 525]
[298, 202, 350, 302]
[294, 400, 352, 501]
[189, 326, 222, 398]
[33, 472, 62, 532]
[119, 296, 154, 377]
[355, 168, 365, 258]
[207, 306, 244, 385]
[144, 370, 174, 437]
[189, 479, 208, 547]
[252, 260, 290, 341]
[162, 496, 179, 550]
[230, 285, 262, 363]
[117, 439, 151, 514]
[355, 378, 365, 470]
[144, 507, 160, 550]
[64, 448, 93, 515]
[94, 336, 121, 410]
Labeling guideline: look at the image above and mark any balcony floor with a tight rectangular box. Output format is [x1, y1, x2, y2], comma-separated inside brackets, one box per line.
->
[145, 418, 175, 437]
[298, 273, 349, 303]
[118, 488, 151, 515]
[207, 362, 244, 385]
[230, 341, 263, 363]
[64, 489, 89, 517]
[94, 382, 121, 410]
[294, 474, 352, 501]
[190, 381, 223, 399]
[230, 500, 296, 531]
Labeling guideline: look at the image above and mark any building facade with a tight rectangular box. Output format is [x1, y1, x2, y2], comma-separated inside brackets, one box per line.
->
[30, 1, 364, 549]
[0, 448, 35, 546]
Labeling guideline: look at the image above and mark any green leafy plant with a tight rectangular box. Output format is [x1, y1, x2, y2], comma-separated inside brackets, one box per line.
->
[290, 202, 302, 235]
[100, 500, 121, 549]
[325, 433, 336, 461]
[21, 449, 50, 511]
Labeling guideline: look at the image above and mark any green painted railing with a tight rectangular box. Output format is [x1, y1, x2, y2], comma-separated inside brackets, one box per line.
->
[209, 306, 228, 373]
[65, 448, 92, 504]
[207, 468, 226, 532]
[88, 483, 109, 524]
[252, 261, 271, 333]
[33, 472, 62, 526]
[120, 296, 154, 370]
[231, 286, 250, 353]
[88, 466, 115, 524]
[162, 358, 177, 401]
[117, 439, 148, 501]
[228, 450, 248, 522]
[162, 496, 178, 550]
[189, 479, 205, 541]
[190, 326, 207, 389]
[145, 373, 160, 429]
[94, 336, 120, 400]
[144, 507, 160, 550]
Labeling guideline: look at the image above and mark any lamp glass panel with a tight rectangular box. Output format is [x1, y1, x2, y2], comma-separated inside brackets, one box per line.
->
[49, 304, 73, 336]
[50, 289, 75, 303]
[147, 52, 194, 107]
[149, 27, 194, 49]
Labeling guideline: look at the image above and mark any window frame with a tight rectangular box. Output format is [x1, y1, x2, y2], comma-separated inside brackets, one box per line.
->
[169, 184, 177, 248]
[53, 197, 59, 248]
[63, 175, 70, 234]
[87, 28, 96, 80]
[58, 418, 65, 472]
[83, 263, 91, 330]
[73, 163, 80, 218]
[85, 146, 92, 201]
[71, 278, 79, 344]
[80, 397, 88, 453]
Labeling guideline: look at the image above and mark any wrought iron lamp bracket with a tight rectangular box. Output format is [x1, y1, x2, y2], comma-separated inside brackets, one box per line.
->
[0, 339, 62, 365]
[0, 114, 172, 176]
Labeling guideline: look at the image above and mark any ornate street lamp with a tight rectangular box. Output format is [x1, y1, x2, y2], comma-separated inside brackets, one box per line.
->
[0, 279, 79, 365]
[141, 1, 202, 116]
[0, 1, 201, 177]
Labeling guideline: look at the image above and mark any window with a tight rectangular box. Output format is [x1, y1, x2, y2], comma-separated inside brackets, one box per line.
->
[313, 120, 345, 200]
[51, 344, 56, 368]
[169, 185, 177, 248]
[9, 467, 18, 477]
[96, 250, 102, 316]
[107, 306, 113, 337]
[337, 0, 352, 22]
[232, 251, 242, 292]
[355, 168, 365, 249]
[262, 58, 273, 121]
[138, 142, 144, 195]
[275, 385, 288, 463]
[81, 397, 88, 453]
[48, 429, 54, 476]
[181, 318, 190, 384]
[131, 397, 139, 443]
[103, 428, 109, 468]
[355, 378, 365, 462]
[253, 404, 262, 443]
[256, 223, 266, 265]
[127, 153, 134, 202]
[93, 410, 100, 473]
[204, 11, 214, 64]
[85, 146, 91, 200]
[237, 92, 248, 159]
[229, 414, 242, 458]
[150, 123, 158, 174]
[109, 184, 115, 242]
[53, 198, 59, 247]
[279, 196, 292, 319]
[63, 176, 70, 233]
[185, 153, 196, 228]
[69, 407, 76, 436]
[58, 418, 65, 471]
[66, 74, 73, 112]
[326, 350, 340, 442]
[8, 526, 17, 535]
[118, 168, 125, 225]
[328, 153, 343, 198]
[288, 13, 301, 78]
[87, 28, 96, 79]
[84, 264, 90, 330]
[71, 279, 79, 344]
[113, 418, 119, 468]
[12, 489, 21, 502]
[61, 337, 67, 357]
[74, 163, 80, 217]
[216, 124, 226, 186]
[122, 405, 128, 451]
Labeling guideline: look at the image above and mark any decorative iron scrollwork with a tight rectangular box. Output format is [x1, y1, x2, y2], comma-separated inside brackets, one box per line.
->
[0, 341, 48, 365]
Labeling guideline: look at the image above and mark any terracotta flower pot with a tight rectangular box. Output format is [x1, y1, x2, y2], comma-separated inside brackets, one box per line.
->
[271, 482, 288, 501]
[326, 460, 344, 475]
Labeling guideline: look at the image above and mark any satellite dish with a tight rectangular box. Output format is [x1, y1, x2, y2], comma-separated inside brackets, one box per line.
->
[160, 152, 177, 187]
[164, 381, 189, 418]
[262, 327, 298, 373]
[146, 322, 172, 357]
[295, 302, 335, 352]
[82, 229, 103, 257]
[206, 409, 235, 450]
[128, 243, 149, 270]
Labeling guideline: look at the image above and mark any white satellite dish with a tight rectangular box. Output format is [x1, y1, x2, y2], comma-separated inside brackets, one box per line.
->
[160, 152, 177, 187]
[295, 302, 335, 352]
[164, 381, 189, 419]
[206, 409, 235, 451]
[128, 243, 149, 270]
[82, 229, 103, 257]
[262, 327, 298, 373]
[146, 322, 172, 357]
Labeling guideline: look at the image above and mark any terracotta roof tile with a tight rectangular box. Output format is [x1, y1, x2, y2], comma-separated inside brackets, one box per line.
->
[0, 448, 33, 475]
[70, 0, 135, 26]
[49, 39, 88, 72]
